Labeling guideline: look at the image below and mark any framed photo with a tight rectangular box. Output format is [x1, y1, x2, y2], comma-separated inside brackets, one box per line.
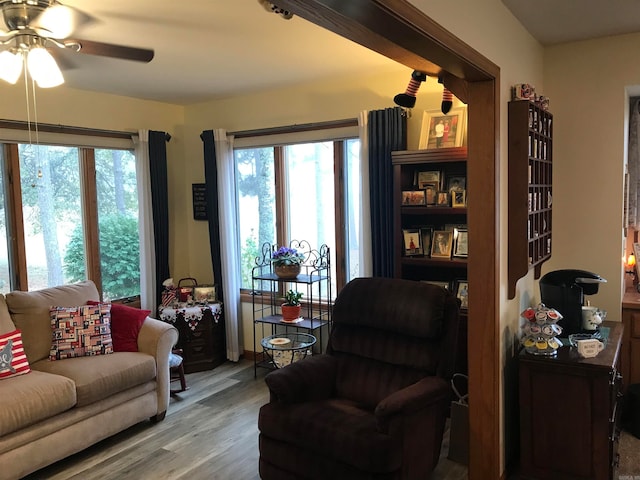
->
[421, 280, 450, 291]
[417, 170, 441, 189]
[418, 106, 467, 149]
[447, 176, 466, 194]
[431, 230, 453, 258]
[420, 226, 433, 257]
[424, 185, 437, 205]
[452, 190, 466, 208]
[402, 190, 426, 206]
[436, 191, 450, 207]
[453, 229, 468, 258]
[445, 223, 467, 231]
[403, 229, 423, 256]
[193, 284, 217, 303]
[454, 280, 469, 310]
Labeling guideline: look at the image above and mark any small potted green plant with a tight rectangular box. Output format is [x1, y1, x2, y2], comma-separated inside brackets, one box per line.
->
[281, 289, 303, 322]
[272, 246, 305, 278]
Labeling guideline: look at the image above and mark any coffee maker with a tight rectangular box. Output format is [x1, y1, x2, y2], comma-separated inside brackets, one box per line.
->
[539, 269, 607, 336]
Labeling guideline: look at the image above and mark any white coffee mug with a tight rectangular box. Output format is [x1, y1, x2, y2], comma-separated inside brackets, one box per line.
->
[581, 306, 602, 331]
[576, 338, 604, 358]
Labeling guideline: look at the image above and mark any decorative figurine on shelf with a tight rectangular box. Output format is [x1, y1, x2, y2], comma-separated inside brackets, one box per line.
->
[520, 303, 563, 356]
[161, 278, 177, 307]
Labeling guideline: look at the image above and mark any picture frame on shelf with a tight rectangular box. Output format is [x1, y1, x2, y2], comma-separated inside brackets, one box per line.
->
[417, 170, 441, 189]
[420, 226, 433, 256]
[421, 280, 450, 291]
[453, 229, 469, 258]
[452, 190, 466, 208]
[447, 176, 466, 194]
[419, 106, 467, 149]
[424, 185, 437, 205]
[436, 191, 450, 207]
[454, 280, 469, 310]
[402, 190, 426, 206]
[445, 223, 467, 231]
[402, 228, 423, 256]
[431, 230, 453, 258]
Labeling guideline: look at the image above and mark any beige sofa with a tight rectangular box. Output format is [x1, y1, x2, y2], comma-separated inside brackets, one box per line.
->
[0, 281, 178, 480]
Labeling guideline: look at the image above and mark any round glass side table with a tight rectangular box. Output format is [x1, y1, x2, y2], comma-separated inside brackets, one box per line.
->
[261, 332, 316, 369]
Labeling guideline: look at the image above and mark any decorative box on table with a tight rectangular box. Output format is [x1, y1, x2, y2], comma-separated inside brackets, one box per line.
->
[158, 302, 225, 373]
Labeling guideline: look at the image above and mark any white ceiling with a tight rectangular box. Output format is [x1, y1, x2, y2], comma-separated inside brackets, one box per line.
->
[48, 0, 404, 105]
[7, 1, 640, 105]
[501, 0, 640, 45]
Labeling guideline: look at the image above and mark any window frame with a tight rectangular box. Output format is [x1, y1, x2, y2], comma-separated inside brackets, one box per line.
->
[235, 136, 354, 299]
[0, 123, 138, 300]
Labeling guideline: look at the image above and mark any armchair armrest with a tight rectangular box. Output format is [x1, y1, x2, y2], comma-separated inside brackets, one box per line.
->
[137, 317, 179, 418]
[265, 354, 337, 404]
[375, 376, 450, 431]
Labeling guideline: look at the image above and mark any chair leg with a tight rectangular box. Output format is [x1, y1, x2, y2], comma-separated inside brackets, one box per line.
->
[170, 351, 188, 394]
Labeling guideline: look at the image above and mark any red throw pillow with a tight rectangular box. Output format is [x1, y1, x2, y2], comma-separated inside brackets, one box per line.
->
[87, 301, 150, 352]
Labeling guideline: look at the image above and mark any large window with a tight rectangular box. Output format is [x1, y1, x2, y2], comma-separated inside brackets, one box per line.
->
[235, 134, 362, 296]
[1, 137, 140, 300]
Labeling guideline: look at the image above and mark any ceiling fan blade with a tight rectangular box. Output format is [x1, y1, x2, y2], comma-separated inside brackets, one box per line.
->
[64, 38, 154, 63]
[31, 3, 94, 39]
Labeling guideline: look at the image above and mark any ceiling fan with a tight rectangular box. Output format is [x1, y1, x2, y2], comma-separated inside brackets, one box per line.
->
[0, 0, 154, 87]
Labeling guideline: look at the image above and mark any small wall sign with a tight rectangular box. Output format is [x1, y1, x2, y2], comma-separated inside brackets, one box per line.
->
[192, 183, 207, 220]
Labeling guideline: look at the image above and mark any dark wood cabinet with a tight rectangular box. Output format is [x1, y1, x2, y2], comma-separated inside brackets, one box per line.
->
[519, 321, 623, 480]
[172, 305, 226, 373]
[508, 100, 553, 299]
[391, 147, 468, 373]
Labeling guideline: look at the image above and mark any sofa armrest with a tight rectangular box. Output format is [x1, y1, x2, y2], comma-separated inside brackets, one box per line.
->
[265, 354, 337, 404]
[374, 376, 450, 431]
[137, 317, 179, 417]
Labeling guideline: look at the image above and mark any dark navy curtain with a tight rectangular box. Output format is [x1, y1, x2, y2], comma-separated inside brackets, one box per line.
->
[148, 130, 171, 308]
[200, 130, 224, 304]
[368, 107, 407, 277]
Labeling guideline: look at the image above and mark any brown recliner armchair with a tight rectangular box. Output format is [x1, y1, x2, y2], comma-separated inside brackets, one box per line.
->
[258, 276, 461, 480]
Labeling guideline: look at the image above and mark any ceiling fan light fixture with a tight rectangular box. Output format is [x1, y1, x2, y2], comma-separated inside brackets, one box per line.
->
[26, 45, 63, 87]
[0, 49, 23, 84]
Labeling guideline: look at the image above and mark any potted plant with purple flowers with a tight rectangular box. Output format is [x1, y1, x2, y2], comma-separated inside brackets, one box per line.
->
[271, 246, 305, 279]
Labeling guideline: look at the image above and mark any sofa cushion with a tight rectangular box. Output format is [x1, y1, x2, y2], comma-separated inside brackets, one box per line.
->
[0, 370, 76, 436]
[5, 281, 100, 363]
[32, 351, 156, 407]
[0, 330, 30, 379]
[87, 300, 149, 352]
[0, 296, 16, 335]
[49, 304, 113, 360]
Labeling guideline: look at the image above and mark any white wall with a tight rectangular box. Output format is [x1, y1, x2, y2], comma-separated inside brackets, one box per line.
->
[544, 33, 640, 318]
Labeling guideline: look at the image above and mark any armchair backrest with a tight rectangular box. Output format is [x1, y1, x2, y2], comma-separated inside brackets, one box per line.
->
[327, 277, 460, 409]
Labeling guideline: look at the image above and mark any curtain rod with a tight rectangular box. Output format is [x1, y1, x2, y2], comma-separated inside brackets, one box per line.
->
[230, 118, 358, 139]
[0, 119, 138, 140]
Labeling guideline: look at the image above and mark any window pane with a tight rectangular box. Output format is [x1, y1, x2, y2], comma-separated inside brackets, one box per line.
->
[95, 149, 140, 301]
[285, 142, 336, 297]
[19, 144, 82, 290]
[235, 147, 276, 288]
[0, 148, 11, 294]
[344, 138, 361, 282]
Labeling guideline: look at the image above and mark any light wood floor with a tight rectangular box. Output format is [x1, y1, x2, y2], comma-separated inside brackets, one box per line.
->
[25, 359, 468, 480]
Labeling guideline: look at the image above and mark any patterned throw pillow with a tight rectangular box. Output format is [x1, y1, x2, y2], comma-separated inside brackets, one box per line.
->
[49, 304, 113, 360]
[86, 300, 149, 352]
[0, 330, 31, 379]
